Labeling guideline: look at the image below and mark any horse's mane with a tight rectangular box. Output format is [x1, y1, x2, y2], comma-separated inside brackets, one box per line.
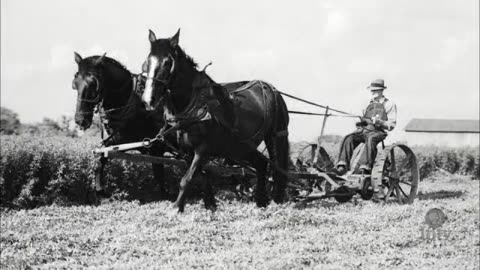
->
[175, 46, 198, 69]
[84, 55, 130, 73]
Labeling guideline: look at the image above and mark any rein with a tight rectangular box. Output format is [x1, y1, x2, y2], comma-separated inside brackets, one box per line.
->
[136, 75, 170, 94]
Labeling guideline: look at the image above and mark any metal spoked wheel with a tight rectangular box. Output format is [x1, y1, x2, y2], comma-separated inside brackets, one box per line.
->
[295, 144, 334, 172]
[371, 144, 419, 204]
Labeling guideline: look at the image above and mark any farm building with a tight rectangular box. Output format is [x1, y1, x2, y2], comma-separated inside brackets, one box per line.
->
[404, 118, 480, 147]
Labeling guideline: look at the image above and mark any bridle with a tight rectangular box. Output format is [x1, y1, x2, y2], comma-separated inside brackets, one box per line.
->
[135, 74, 169, 96]
[138, 53, 176, 98]
[75, 71, 139, 116]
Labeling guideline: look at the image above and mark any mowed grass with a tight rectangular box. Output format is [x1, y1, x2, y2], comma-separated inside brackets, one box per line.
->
[1, 175, 479, 269]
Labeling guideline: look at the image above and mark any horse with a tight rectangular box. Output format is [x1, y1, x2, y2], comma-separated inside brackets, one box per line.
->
[140, 29, 290, 212]
[72, 52, 172, 200]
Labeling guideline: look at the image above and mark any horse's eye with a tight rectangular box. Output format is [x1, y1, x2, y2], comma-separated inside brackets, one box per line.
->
[75, 72, 79, 77]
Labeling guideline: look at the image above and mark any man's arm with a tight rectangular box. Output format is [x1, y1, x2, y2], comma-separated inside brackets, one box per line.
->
[373, 101, 397, 131]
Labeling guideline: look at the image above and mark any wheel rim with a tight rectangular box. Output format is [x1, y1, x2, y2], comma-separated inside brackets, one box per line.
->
[372, 144, 419, 204]
[295, 144, 333, 172]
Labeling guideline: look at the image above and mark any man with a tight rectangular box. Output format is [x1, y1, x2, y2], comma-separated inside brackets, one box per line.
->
[335, 79, 397, 176]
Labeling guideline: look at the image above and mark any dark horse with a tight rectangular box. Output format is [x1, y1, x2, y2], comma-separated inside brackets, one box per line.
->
[72, 52, 170, 199]
[141, 29, 290, 212]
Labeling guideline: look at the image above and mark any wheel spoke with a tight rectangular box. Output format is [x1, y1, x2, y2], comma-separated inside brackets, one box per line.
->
[384, 184, 394, 201]
[399, 180, 412, 186]
[394, 185, 403, 203]
[398, 185, 409, 198]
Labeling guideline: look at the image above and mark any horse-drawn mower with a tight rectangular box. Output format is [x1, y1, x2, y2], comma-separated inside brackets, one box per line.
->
[92, 95, 419, 205]
[290, 142, 419, 204]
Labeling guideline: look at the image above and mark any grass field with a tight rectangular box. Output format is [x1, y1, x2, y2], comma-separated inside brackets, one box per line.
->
[1, 174, 478, 269]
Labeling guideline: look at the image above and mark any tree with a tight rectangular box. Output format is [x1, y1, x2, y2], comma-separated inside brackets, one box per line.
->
[0, 107, 21, 135]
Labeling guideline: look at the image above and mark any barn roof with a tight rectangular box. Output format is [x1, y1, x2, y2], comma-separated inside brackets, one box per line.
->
[405, 118, 480, 133]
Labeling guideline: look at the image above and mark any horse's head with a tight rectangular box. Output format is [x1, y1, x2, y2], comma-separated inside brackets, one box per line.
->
[72, 52, 106, 129]
[141, 29, 180, 111]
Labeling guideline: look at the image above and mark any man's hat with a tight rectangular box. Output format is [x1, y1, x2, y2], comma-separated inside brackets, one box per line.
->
[367, 79, 387, 90]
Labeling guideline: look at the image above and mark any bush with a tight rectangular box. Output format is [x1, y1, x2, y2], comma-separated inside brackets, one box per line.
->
[413, 146, 480, 179]
[0, 134, 239, 209]
[1, 135, 478, 209]
[0, 135, 96, 208]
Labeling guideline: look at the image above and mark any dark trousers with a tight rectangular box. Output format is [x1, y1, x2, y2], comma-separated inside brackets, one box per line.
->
[337, 128, 387, 170]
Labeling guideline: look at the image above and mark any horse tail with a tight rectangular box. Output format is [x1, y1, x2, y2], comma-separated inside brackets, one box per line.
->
[269, 89, 290, 203]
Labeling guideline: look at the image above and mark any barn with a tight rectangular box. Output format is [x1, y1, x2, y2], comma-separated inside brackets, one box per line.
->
[404, 118, 480, 147]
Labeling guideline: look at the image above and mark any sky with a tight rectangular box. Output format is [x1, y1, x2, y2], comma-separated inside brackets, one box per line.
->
[1, 0, 479, 142]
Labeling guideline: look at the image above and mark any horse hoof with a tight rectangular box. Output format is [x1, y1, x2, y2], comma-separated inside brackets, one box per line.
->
[255, 199, 269, 208]
[165, 206, 179, 217]
[172, 202, 185, 213]
[205, 203, 217, 212]
[273, 196, 285, 204]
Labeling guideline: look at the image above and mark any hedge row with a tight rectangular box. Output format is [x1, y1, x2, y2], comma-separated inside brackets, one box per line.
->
[412, 145, 479, 179]
[0, 135, 187, 208]
[1, 135, 478, 208]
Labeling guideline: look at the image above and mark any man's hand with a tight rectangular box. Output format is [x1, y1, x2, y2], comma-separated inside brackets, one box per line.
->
[356, 120, 368, 127]
[373, 116, 387, 129]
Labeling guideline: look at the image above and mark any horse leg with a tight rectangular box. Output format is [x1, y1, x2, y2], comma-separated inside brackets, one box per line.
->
[173, 145, 206, 212]
[269, 91, 290, 203]
[270, 134, 289, 203]
[94, 156, 109, 198]
[250, 151, 269, 208]
[265, 137, 278, 200]
[199, 168, 217, 211]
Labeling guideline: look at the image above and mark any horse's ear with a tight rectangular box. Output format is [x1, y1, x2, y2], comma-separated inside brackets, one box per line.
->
[94, 52, 107, 65]
[74, 52, 82, 64]
[170, 28, 180, 48]
[149, 29, 157, 43]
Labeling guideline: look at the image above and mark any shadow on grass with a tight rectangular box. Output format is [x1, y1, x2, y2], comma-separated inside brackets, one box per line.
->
[292, 198, 348, 210]
[417, 190, 464, 201]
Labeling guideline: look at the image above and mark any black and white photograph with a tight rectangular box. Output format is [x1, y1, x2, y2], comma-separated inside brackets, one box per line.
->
[1, 0, 479, 269]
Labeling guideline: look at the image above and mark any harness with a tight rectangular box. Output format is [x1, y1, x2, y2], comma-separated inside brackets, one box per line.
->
[166, 81, 212, 126]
